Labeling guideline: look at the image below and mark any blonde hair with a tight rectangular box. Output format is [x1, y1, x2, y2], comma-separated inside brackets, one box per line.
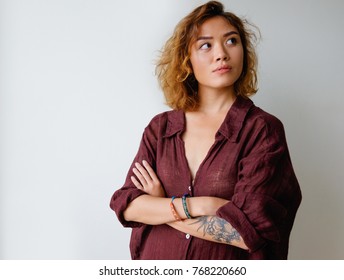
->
[156, 1, 259, 111]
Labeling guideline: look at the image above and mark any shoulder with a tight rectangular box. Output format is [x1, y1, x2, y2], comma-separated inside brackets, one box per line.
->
[146, 110, 179, 128]
[223, 96, 285, 142]
[144, 110, 183, 138]
[237, 101, 288, 150]
[246, 104, 285, 136]
[234, 102, 290, 157]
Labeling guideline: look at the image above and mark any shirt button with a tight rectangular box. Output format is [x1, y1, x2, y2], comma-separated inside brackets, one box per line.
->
[188, 186, 192, 191]
[186, 233, 190, 239]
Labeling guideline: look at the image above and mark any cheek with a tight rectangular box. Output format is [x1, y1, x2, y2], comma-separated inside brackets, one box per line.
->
[190, 55, 208, 78]
[233, 47, 244, 64]
[231, 48, 244, 76]
[239, 49, 244, 68]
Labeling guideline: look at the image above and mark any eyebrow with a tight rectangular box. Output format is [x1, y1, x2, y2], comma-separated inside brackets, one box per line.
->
[196, 31, 239, 41]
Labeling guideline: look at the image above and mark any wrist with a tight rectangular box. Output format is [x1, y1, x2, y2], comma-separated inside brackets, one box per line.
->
[188, 196, 229, 217]
[187, 197, 207, 217]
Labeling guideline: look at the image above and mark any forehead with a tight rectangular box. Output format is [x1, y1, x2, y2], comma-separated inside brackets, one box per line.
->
[197, 16, 238, 35]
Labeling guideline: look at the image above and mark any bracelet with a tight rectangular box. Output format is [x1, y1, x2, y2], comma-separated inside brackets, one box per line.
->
[182, 194, 192, 219]
[170, 196, 182, 221]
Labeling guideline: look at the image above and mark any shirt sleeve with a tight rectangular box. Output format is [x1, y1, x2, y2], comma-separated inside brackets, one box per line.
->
[110, 115, 160, 228]
[216, 115, 301, 253]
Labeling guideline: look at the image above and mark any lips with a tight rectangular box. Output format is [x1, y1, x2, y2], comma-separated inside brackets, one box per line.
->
[213, 65, 232, 73]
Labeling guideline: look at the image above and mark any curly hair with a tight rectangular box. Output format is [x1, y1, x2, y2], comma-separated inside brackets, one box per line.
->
[156, 1, 259, 111]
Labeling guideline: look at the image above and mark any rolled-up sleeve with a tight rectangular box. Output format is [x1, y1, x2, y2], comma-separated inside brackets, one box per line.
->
[110, 115, 160, 228]
[216, 115, 301, 253]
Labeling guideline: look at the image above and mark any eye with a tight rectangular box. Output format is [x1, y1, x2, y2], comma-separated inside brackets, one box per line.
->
[226, 37, 238, 45]
[200, 42, 211, 50]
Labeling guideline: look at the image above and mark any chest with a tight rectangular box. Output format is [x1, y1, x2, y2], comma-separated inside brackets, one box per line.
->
[156, 111, 239, 197]
[156, 132, 238, 198]
[182, 123, 218, 180]
[183, 112, 228, 178]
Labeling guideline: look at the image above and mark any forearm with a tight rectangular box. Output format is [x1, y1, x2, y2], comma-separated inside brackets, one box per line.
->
[123, 195, 228, 225]
[168, 215, 248, 250]
[124, 195, 174, 225]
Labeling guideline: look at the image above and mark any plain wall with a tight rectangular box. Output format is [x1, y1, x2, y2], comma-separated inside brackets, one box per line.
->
[1, 0, 343, 259]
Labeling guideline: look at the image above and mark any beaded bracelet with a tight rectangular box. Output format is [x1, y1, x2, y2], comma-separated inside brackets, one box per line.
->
[182, 194, 193, 219]
[170, 196, 182, 221]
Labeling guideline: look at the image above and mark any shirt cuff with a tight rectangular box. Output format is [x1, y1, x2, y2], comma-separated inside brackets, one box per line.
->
[216, 201, 267, 253]
[111, 188, 147, 228]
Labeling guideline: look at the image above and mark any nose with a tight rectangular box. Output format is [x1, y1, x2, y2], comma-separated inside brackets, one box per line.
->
[215, 44, 228, 61]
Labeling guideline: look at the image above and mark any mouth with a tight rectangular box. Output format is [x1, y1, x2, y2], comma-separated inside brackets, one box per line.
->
[213, 65, 232, 73]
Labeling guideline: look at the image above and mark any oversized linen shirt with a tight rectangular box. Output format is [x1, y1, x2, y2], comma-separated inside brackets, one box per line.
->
[110, 96, 302, 259]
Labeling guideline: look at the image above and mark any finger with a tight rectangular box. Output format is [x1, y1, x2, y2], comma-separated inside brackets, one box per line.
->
[131, 176, 144, 190]
[135, 162, 152, 182]
[132, 167, 148, 187]
[142, 160, 159, 182]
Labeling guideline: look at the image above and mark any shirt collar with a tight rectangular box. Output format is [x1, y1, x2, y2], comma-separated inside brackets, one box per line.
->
[164, 110, 185, 138]
[164, 96, 254, 142]
[218, 96, 254, 142]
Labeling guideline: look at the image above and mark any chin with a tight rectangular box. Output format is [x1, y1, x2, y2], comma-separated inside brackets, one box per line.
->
[211, 82, 236, 90]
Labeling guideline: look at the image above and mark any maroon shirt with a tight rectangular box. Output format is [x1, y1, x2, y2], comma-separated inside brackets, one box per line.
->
[110, 96, 301, 259]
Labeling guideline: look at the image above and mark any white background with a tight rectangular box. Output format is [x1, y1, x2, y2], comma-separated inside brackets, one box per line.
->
[1, 0, 343, 259]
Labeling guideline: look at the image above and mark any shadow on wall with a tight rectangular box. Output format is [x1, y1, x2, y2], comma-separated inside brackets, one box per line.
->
[0, 191, 4, 259]
[265, 91, 344, 260]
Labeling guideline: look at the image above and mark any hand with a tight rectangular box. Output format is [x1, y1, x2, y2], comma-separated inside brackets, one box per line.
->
[131, 160, 165, 197]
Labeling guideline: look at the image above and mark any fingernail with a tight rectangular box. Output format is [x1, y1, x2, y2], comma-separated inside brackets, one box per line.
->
[142, 160, 147, 165]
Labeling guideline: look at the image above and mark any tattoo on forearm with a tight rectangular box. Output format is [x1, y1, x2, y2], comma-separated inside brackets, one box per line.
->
[190, 216, 241, 244]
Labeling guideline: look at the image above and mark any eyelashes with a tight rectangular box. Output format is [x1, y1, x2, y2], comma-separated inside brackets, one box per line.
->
[198, 37, 239, 50]
[226, 37, 238, 45]
[200, 43, 211, 50]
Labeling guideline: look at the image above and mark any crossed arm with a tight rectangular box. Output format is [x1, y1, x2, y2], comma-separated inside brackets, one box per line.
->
[123, 160, 248, 250]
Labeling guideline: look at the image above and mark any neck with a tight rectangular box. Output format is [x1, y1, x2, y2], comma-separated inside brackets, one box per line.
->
[197, 86, 236, 115]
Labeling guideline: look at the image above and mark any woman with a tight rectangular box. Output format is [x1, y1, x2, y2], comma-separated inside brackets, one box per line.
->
[110, 1, 301, 260]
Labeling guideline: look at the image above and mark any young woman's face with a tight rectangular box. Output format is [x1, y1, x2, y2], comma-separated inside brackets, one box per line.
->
[189, 16, 244, 93]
